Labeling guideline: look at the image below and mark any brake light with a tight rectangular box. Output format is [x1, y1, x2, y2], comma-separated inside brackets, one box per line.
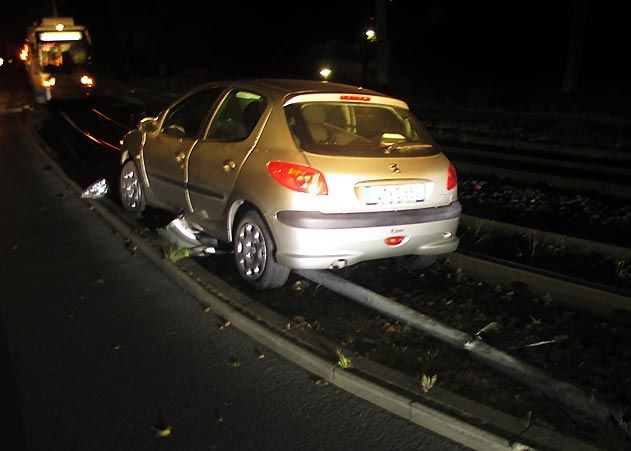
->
[340, 95, 371, 102]
[447, 163, 457, 190]
[267, 161, 328, 195]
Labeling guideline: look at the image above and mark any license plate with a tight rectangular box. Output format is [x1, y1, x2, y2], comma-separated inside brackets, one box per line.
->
[364, 183, 425, 205]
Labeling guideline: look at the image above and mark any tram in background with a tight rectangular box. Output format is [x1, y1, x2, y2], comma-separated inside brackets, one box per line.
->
[19, 17, 95, 104]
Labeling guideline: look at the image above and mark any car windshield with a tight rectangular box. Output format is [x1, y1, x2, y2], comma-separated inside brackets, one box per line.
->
[39, 40, 90, 74]
[284, 102, 439, 157]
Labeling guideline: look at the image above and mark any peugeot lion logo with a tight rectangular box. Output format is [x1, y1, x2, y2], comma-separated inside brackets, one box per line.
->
[389, 163, 401, 174]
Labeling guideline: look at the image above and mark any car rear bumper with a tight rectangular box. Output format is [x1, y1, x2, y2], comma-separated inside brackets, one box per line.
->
[276, 201, 461, 229]
[270, 203, 461, 269]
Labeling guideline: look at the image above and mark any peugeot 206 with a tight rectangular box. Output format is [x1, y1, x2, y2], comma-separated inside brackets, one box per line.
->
[119, 79, 461, 289]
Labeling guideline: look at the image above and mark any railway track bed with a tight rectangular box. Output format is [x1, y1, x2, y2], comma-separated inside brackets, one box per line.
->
[32, 96, 631, 449]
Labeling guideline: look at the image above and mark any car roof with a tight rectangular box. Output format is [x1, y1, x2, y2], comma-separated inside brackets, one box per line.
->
[191, 78, 394, 100]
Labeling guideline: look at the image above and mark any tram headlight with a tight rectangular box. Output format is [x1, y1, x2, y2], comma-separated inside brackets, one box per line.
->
[80, 74, 94, 87]
[42, 77, 56, 87]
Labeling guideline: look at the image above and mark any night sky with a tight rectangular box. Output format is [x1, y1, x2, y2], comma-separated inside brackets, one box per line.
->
[2, 1, 629, 99]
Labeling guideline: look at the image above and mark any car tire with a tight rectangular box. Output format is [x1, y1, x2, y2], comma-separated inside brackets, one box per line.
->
[119, 160, 146, 216]
[233, 210, 290, 290]
[393, 254, 439, 271]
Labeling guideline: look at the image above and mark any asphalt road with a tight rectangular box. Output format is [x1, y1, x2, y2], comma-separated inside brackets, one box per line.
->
[0, 69, 467, 450]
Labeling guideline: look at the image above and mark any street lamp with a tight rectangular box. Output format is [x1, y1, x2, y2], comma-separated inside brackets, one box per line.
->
[319, 67, 332, 80]
[365, 28, 377, 42]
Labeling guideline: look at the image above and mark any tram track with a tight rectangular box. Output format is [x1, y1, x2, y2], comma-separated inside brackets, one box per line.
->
[448, 251, 631, 319]
[49, 98, 631, 324]
[50, 96, 631, 311]
[35, 97, 631, 449]
[455, 214, 631, 318]
[419, 110, 631, 199]
[55, 98, 631, 315]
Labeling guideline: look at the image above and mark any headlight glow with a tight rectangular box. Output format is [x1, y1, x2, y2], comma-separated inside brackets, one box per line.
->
[43, 77, 56, 87]
[80, 75, 94, 87]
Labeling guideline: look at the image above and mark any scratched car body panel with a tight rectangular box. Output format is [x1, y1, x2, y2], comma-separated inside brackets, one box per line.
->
[119, 78, 461, 289]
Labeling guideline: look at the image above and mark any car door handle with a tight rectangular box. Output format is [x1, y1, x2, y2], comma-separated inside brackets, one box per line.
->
[175, 151, 186, 163]
[223, 160, 236, 172]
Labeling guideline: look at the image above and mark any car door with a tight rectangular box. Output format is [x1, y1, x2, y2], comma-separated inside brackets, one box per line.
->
[143, 88, 222, 210]
[186, 89, 267, 235]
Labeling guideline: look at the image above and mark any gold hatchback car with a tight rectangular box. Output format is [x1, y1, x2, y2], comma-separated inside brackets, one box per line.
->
[119, 79, 461, 289]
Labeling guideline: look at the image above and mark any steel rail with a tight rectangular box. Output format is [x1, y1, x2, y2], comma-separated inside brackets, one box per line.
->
[447, 251, 631, 318]
[460, 214, 631, 261]
[433, 129, 631, 164]
[452, 159, 631, 198]
[58, 110, 120, 151]
[445, 144, 631, 177]
[89, 107, 128, 130]
[453, 215, 631, 317]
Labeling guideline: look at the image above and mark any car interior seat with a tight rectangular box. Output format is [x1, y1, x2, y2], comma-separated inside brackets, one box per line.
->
[208, 97, 246, 141]
[302, 104, 331, 144]
[241, 101, 265, 136]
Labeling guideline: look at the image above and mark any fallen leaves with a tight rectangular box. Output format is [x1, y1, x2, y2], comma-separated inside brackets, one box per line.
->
[229, 358, 241, 367]
[163, 244, 190, 263]
[336, 348, 352, 369]
[420, 374, 438, 393]
[292, 280, 309, 291]
[124, 239, 138, 255]
[475, 321, 500, 337]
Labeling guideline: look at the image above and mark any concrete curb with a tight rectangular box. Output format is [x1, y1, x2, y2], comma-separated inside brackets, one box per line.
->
[24, 116, 602, 451]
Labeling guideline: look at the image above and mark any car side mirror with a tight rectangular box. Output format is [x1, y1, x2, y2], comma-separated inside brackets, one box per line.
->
[139, 117, 158, 133]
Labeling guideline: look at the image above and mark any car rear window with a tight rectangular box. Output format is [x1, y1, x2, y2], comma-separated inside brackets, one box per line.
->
[284, 102, 440, 157]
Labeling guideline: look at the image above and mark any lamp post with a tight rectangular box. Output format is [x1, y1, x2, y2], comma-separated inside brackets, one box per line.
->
[375, 0, 390, 86]
[360, 27, 376, 85]
[319, 67, 332, 81]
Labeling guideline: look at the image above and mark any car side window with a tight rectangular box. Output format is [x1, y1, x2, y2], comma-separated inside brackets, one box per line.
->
[206, 90, 266, 141]
[162, 88, 222, 139]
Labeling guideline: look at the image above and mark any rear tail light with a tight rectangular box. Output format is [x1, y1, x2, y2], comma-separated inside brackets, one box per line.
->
[267, 161, 328, 195]
[447, 163, 457, 190]
[384, 236, 407, 246]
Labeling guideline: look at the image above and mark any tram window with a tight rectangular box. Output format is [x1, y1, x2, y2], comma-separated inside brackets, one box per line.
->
[40, 42, 89, 73]
[162, 88, 222, 139]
